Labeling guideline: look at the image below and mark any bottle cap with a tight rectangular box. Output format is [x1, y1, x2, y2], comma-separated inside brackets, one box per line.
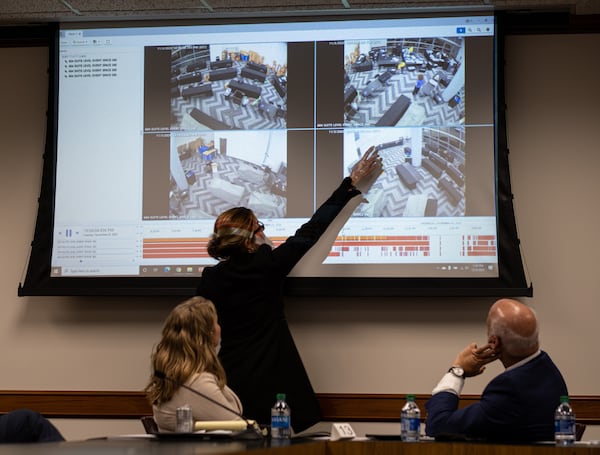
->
[560, 395, 570, 402]
[277, 393, 286, 400]
[406, 394, 415, 400]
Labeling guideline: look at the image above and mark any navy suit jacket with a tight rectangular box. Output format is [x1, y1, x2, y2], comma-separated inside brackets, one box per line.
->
[425, 351, 568, 442]
[0, 409, 64, 443]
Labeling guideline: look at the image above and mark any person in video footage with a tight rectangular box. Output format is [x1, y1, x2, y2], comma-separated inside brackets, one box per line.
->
[0, 408, 64, 443]
[195, 147, 382, 433]
[145, 296, 243, 432]
[425, 298, 568, 442]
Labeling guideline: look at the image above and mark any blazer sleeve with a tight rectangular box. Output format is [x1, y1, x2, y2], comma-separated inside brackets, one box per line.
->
[271, 177, 360, 274]
[425, 375, 521, 439]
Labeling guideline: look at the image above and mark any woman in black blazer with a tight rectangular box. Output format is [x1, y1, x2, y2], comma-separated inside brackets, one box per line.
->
[196, 147, 381, 433]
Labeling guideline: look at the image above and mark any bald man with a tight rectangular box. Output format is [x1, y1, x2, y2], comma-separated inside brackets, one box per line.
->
[425, 298, 568, 442]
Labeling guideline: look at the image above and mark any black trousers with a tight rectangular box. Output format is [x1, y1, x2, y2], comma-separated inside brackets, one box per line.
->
[0, 409, 64, 443]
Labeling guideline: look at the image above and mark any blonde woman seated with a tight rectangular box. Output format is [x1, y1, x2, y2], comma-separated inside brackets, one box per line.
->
[145, 296, 243, 432]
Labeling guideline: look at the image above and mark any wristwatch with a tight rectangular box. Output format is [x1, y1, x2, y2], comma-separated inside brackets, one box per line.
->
[448, 366, 465, 378]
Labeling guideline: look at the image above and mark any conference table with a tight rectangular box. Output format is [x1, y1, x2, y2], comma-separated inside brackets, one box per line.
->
[2, 437, 599, 455]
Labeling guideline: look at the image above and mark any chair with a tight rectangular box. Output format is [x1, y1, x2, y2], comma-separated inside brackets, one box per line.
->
[576, 422, 586, 441]
[141, 416, 159, 434]
[230, 89, 247, 107]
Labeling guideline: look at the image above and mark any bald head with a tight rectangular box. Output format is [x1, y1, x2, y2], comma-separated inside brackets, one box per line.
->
[487, 299, 539, 363]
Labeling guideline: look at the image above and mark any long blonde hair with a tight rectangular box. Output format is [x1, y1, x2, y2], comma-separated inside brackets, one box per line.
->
[145, 296, 226, 405]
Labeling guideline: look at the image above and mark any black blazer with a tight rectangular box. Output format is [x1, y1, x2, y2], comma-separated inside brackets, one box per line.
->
[197, 178, 360, 432]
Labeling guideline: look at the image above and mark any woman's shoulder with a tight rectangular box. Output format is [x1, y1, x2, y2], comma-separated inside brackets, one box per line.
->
[187, 371, 219, 387]
[221, 247, 278, 271]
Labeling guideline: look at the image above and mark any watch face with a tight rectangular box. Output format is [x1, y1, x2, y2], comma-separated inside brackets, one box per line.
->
[451, 367, 464, 377]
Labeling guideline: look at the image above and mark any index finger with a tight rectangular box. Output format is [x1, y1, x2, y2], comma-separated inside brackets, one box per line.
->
[473, 343, 493, 355]
[360, 146, 376, 161]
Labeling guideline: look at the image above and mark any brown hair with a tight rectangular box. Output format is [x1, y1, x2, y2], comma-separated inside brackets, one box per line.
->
[206, 207, 258, 260]
[145, 296, 226, 405]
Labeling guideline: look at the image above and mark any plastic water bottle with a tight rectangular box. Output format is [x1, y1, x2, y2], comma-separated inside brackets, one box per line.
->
[401, 394, 421, 442]
[271, 393, 291, 439]
[555, 395, 576, 446]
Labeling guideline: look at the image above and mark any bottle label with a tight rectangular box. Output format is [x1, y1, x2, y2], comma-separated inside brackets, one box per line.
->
[555, 418, 575, 434]
[272, 415, 290, 428]
[401, 417, 420, 432]
[407, 417, 420, 432]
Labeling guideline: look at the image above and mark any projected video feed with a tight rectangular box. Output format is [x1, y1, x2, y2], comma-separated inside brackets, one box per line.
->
[48, 14, 501, 282]
[169, 131, 287, 220]
[343, 37, 464, 127]
[343, 127, 465, 219]
[168, 43, 288, 131]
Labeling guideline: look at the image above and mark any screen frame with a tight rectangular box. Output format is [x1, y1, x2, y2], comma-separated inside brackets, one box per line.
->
[18, 11, 532, 297]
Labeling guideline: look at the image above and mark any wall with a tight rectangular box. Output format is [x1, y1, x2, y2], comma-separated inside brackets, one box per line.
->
[0, 32, 598, 441]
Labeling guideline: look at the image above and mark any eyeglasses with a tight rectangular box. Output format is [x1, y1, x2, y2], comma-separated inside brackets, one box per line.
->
[255, 222, 265, 234]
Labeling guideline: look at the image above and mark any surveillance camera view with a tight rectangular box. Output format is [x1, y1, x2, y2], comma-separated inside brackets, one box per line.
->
[343, 37, 464, 127]
[170, 43, 288, 131]
[169, 130, 287, 220]
[345, 127, 465, 218]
